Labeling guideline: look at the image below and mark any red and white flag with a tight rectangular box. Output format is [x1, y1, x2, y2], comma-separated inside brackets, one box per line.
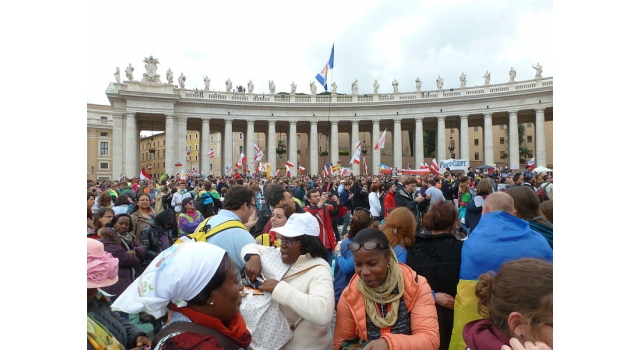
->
[274, 169, 281, 177]
[298, 165, 306, 172]
[235, 153, 246, 168]
[419, 162, 429, 169]
[140, 168, 152, 180]
[285, 160, 295, 168]
[429, 159, 440, 176]
[373, 128, 387, 150]
[174, 161, 182, 167]
[207, 149, 215, 158]
[340, 168, 347, 176]
[527, 157, 535, 170]
[252, 144, 264, 164]
[363, 157, 368, 175]
[146, 165, 152, 170]
[350, 141, 361, 165]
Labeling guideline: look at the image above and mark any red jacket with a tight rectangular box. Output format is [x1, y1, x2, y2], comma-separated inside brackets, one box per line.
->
[304, 204, 347, 249]
[384, 191, 396, 217]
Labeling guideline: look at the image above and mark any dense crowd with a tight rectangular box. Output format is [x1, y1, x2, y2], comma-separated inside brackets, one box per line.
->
[87, 166, 553, 350]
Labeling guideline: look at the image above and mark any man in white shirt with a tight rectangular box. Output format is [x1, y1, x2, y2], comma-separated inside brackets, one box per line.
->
[171, 181, 192, 213]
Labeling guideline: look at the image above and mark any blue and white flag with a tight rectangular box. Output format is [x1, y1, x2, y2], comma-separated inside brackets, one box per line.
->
[315, 44, 335, 91]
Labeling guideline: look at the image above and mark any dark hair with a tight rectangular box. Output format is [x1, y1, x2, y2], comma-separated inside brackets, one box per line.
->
[131, 193, 151, 213]
[348, 209, 373, 238]
[269, 188, 286, 207]
[93, 207, 115, 231]
[507, 186, 542, 221]
[180, 196, 195, 214]
[203, 180, 212, 191]
[98, 191, 112, 207]
[296, 235, 326, 258]
[539, 199, 553, 223]
[189, 254, 233, 305]
[476, 179, 493, 196]
[88, 192, 95, 220]
[306, 187, 321, 198]
[404, 178, 417, 186]
[154, 209, 177, 230]
[222, 185, 255, 211]
[273, 203, 294, 218]
[108, 213, 133, 232]
[353, 228, 390, 249]
[422, 201, 459, 232]
[115, 194, 130, 206]
[476, 258, 553, 340]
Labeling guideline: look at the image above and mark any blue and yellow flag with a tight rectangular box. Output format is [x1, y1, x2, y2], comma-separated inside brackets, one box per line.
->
[448, 211, 553, 350]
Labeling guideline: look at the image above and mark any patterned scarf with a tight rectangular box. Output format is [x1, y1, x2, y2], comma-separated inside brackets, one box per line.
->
[357, 249, 404, 329]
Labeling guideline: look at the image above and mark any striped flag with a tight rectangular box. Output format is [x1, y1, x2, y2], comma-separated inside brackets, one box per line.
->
[430, 159, 440, 176]
[285, 160, 294, 168]
[146, 165, 152, 170]
[350, 141, 361, 165]
[140, 168, 152, 180]
[315, 44, 335, 91]
[174, 161, 182, 167]
[298, 165, 306, 172]
[252, 144, 264, 164]
[275, 169, 281, 177]
[207, 149, 215, 158]
[235, 153, 246, 168]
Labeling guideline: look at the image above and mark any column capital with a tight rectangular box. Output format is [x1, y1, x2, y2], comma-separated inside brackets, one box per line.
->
[290, 121, 297, 125]
[247, 120, 254, 125]
[331, 120, 338, 126]
[458, 114, 469, 118]
[176, 115, 188, 121]
[165, 113, 175, 118]
[534, 107, 546, 113]
[372, 119, 380, 125]
[225, 119, 233, 125]
[125, 112, 135, 117]
[394, 119, 401, 124]
[268, 120, 276, 125]
[507, 110, 519, 115]
[310, 120, 318, 125]
[483, 113, 493, 118]
[437, 115, 445, 121]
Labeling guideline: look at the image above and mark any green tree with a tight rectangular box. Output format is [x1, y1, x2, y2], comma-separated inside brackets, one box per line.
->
[506, 124, 531, 164]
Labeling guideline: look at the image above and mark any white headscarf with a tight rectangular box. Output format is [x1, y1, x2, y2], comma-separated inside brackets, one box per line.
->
[111, 241, 226, 318]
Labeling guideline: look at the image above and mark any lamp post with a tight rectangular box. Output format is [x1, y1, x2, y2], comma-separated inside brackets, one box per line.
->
[448, 136, 456, 159]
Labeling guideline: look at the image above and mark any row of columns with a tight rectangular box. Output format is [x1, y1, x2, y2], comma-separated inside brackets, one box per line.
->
[112, 108, 548, 178]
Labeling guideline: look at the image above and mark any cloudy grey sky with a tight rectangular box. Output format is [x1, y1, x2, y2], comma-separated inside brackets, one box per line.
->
[87, 0, 552, 104]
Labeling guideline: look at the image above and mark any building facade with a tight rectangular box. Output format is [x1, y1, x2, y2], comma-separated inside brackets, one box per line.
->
[91, 58, 553, 179]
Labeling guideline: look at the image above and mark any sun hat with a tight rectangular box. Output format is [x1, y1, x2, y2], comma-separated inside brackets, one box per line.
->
[271, 212, 320, 238]
[87, 238, 119, 288]
[111, 241, 226, 318]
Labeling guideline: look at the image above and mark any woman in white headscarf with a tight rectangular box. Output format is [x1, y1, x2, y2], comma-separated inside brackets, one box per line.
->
[112, 241, 251, 350]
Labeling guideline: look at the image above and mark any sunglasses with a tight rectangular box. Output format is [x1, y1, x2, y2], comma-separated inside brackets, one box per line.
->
[348, 242, 388, 251]
[276, 237, 301, 248]
[354, 207, 371, 214]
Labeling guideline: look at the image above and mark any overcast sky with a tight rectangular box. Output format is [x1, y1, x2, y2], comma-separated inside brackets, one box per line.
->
[87, 0, 552, 104]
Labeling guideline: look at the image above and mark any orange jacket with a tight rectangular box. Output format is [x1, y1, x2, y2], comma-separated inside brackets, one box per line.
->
[333, 263, 440, 350]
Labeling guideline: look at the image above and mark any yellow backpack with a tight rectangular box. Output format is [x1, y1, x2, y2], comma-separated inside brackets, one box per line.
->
[174, 217, 247, 244]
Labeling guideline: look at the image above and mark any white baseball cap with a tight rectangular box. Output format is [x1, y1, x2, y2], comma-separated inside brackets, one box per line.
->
[271, 212, 320, 238]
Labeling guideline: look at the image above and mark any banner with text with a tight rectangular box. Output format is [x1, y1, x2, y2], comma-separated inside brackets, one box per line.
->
[438, 158, 469, 172]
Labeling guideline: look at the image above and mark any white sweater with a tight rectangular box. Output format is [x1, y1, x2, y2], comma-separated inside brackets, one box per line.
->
[241, 243, 335, 350]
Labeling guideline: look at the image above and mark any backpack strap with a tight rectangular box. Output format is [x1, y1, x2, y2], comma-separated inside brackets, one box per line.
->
[151, 321, 241, 350]
[174, 218, 247, 244]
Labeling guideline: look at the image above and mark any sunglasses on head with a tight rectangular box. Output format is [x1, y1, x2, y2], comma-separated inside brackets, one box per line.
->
[348, 242, 388, 251]
[354, 207, 371, 214]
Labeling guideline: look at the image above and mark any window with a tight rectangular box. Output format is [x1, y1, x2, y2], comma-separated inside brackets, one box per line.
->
[450, 129, 454, 134]
[474, 139, 479, 146]
[99, 162, 109, 169]
[500, 137, 505, 144]
[210, 136, 214, 143]
[210, 164, 213, 170]
[499, 125, 505, 130]
[195, 155, 198, 161]
[474, 126, 478, 131]
[100, 116, 107, 124]
[239, 132, 243, 140]
[195, 145, 198, 151]
[474, 152, 480, 160]
[99, 142, 109, 155]
[239, 145, 243, 154]
[163, 140, 165, 146]
[527, 123, 532, 127]
[186, 135, 188, 140]
[163, 150, 165, 158]
[527, 136, 533, 143]
[195, 134, 198, 139]
[100, 132, 108, 136]
[500, 151, 507, 159]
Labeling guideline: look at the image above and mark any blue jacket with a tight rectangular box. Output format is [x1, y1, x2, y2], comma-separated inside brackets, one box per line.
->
[333, 237, 355, 303]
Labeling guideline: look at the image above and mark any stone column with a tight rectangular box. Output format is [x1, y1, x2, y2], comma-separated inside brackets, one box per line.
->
[414, 117, 424, 169]
[125, 113, 137, 178]
[508, 111, 519, 170]
[268, 120, 276, 174]
[224, 119, 233, 173]
[246, 120, 255, 174]
[393, 119, 402, 170]
[310, 121, 319, 176]
[200, 118, 210, 175]
[372, 120, 380, 175]
[460, 115, 470, 161]
[112, 113, 124, 179]
[483, 113, 494, 165]
[165, 114, 176, 176]
[535, 108, 547, 168]
[351, 121, 359, 176]
[330, 121, 339, 165]
[177, 116, 188, 172]
[437, 116, 446, 162]
[289, 121, 297, 177]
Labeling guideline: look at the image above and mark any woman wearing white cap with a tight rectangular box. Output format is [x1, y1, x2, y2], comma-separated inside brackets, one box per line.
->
[112, 241, 251, 350]
[87, 238, 151, 350]
[243, 212, 335, 350]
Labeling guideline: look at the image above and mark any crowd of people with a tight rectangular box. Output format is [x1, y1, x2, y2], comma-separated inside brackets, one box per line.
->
[86, 166, 553, 350]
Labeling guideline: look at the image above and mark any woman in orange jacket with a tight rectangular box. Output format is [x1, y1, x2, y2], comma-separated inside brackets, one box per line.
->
[333, 228, 440, 350]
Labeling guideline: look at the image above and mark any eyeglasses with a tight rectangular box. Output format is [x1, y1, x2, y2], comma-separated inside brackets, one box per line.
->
[138, 199, 150, 202]
[186, 202, 194, 205]
[348, 242, 388, 251]
[276, 237, 300, 248]
[248, 203, 258, 210]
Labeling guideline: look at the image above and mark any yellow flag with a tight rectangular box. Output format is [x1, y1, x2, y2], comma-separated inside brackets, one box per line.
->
[266, 163, 271, 180]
